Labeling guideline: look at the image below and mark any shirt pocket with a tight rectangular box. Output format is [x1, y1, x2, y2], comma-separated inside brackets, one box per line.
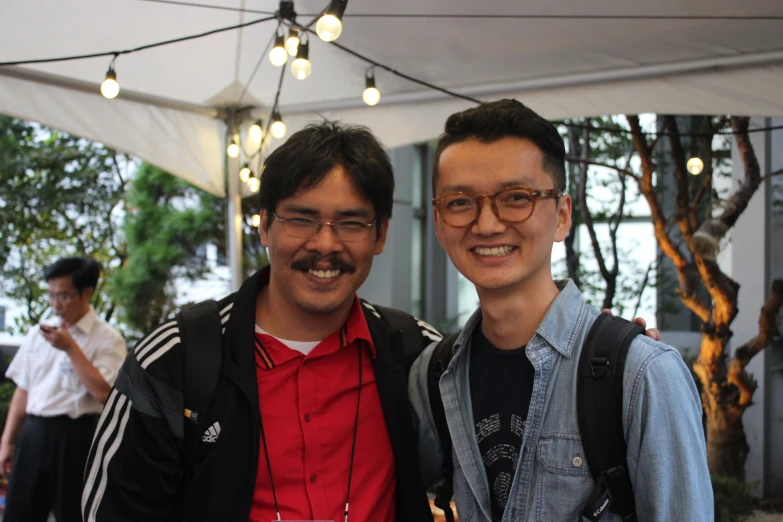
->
[535, 435, 615, 522]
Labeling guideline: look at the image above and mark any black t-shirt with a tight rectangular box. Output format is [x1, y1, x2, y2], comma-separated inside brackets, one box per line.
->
[469, 323, 535, 521]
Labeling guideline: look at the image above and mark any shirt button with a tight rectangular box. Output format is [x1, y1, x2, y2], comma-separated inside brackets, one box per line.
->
[572, 456, 584, 468]
[304, 414, 311, 422]
[310, 473, 317, 483]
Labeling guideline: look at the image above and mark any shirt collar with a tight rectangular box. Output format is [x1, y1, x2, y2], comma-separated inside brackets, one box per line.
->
[68, 307, 98, 335]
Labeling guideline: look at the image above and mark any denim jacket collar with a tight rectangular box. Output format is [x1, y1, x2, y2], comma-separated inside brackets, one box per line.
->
[450, 279, 583, 360]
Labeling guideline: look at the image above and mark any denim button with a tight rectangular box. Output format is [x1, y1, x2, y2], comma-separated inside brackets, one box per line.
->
[572, 456, 583, 467]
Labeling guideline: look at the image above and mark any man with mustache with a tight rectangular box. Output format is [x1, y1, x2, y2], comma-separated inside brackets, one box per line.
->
[1, 257, 126, 522]
[409, 100, 712, 521]
[82, 122, 439, 522]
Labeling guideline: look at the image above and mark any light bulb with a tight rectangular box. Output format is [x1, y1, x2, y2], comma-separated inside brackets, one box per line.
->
[290, 40, 311, 80]
[316, 14, 342, 42]
[227, 135, 240, 158]
[246, 120, 264, 153]
[269, 113, 286, 139]
[101, 67, 120, 99]
[285, 28, 300, 56]
[362, 74, 380, 106]
[239, 164, 251, 182]
[687, 157, 704, 175]
[251, 214, 261, 227]
[247, 176, 260, 193]
[269, 33, 288, 66]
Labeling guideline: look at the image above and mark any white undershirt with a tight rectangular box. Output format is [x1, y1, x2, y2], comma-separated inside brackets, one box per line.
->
[255, 325, 321, 356]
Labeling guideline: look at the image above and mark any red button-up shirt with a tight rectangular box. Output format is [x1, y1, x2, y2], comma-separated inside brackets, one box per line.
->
[249, 296, 397, 522]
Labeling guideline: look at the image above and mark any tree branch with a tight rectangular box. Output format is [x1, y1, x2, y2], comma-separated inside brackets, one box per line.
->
[726, 279, 783, 409]
[663, 116, 695, 246]
[564, 157, 639, 181]
[578, 124, 612, 290]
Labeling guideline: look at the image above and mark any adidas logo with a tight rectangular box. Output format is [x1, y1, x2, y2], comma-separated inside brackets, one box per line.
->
[202, 422, 221, 443]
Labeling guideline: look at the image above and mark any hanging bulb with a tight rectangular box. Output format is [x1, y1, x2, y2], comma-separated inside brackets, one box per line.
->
[269, 33, 288, 67]
[101, 66, 120, 99]
[251, 214, 261, 227]
[246, 119, 264, 153]
[285, 27, 300, 56]
[316, 0, 347, 42]
[687, 157, 704, 176]
[290, 40, 311, 80]
[362, 72, 381, 106]
[227, 134, 240, 158]
[239, 163, 251, 182]
[270, 111, 287, 139]
[247, 175, 261, 193]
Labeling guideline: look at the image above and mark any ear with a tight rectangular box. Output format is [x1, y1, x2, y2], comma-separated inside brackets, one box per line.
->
[553, 194, 572, 243]
[82, 286, 95, 301]
[373, 218, 389, 255]
[258, 210, 270, 247]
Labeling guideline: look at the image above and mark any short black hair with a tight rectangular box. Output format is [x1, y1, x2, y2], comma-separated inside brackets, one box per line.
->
[259, 121, 394, 223]
[43, 257, 101, 293]
[432, 99, 566, 194]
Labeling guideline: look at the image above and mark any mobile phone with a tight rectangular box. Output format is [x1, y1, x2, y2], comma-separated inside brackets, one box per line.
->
[39, 324, 53, 333]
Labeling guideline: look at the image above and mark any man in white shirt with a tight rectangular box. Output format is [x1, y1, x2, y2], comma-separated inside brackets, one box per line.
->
[0, 257, 127, 522]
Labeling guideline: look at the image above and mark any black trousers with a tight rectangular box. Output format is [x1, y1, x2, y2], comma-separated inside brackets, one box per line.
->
[4, 414, 99, 522]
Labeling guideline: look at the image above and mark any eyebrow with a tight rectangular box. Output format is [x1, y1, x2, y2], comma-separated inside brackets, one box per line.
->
[281, 204, 372, 219]
[439, 177, 538, 195]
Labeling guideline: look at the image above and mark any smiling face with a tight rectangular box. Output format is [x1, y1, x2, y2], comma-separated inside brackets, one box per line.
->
[259, 165, 388, 317]
[434, 137, 571, 296]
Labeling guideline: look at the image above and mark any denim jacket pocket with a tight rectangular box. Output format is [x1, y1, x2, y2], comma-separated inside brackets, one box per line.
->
[535, 435, 613, 521]
[451, 452, 476, 521]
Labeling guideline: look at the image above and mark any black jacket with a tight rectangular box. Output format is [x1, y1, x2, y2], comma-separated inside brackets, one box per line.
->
[82, 268, 438, 522]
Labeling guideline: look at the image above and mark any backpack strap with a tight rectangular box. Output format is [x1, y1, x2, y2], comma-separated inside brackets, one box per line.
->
[577, 312, 644, 522]
[427, 333, 459, 522]
[176, 300, 223, 471]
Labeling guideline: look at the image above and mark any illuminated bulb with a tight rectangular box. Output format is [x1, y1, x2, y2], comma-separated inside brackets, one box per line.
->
[239, 164, 251, 182]
[247, 176, 260, 193]
[270, 112, 287, 139]
[251, 214, 261, 227]
[101, 67, 120, 99]
[290, 41, 311, 80]
[687, 157, 704, 176]
[227, 135, 240, 158]
[316, 0, 346, 42]
[285, 27, 300, 56]
[362, 74, 380, 106]
[246, 120, 264, 153]
[269, 33, 288, 67]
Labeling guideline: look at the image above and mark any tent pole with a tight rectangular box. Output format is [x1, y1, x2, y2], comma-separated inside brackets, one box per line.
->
[225, 117, 243, 292]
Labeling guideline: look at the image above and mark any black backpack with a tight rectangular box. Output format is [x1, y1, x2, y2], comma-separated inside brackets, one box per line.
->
[175, 299, 434, 479]
[428, 313, 644, 522]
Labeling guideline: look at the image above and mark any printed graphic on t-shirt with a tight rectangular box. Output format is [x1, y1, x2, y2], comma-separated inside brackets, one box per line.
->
[473, 413, 527, 514]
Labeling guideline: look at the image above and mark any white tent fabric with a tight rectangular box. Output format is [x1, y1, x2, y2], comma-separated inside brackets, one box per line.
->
[2, 0, 783, 198]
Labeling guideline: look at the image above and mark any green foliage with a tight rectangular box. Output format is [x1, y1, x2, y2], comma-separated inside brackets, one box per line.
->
[111, 163, 224, 337]
[712, 474, 758, 522]
[0, 116, 128, 331]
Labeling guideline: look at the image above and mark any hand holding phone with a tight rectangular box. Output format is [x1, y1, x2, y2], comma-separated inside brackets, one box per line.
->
[39, 323, 54, 333]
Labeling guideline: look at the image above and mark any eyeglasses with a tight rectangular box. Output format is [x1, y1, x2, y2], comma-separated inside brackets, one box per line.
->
[432, 186, 562, 228]
[272, 212, 377, 242]
[47, 292, 79, 305]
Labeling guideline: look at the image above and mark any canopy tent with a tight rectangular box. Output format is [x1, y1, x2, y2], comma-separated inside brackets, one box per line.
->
[2, 0, 783, 287]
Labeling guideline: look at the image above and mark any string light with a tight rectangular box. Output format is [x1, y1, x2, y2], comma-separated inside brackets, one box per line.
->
[290, 40, 311, 80]
[247, 175, 261, 193]
[239, 163, 252, 182]
[687, 157, 704, 175]
[269, 32, 288, 67]
[285, 27, 300, 56]
[251, 214, 261, 227]
[316, 0, 347, 42]
[362, 69, 380, 106]
[227, 134, 240, 158]
[100, 65, 120, 99]
[270, 111, 287, 139]
[247, 119, 264, 144]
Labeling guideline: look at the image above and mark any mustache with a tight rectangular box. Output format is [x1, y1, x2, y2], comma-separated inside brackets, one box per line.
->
[291, 254, 356, 273]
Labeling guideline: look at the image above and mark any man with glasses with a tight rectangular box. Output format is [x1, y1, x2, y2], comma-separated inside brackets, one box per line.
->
[1, 257, 126, 522]
[409, 100, 713, 521]
[83, 122, 438, 522]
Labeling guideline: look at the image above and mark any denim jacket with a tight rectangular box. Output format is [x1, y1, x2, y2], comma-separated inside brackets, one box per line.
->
[409, 280, 714, 521]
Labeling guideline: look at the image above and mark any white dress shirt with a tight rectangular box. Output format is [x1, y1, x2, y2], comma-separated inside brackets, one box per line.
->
[5, 307, 127, 418]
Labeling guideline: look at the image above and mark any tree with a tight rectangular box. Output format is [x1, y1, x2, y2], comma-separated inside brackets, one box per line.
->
[576, 114, 783, 479]
[0, 116, 129, 330]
